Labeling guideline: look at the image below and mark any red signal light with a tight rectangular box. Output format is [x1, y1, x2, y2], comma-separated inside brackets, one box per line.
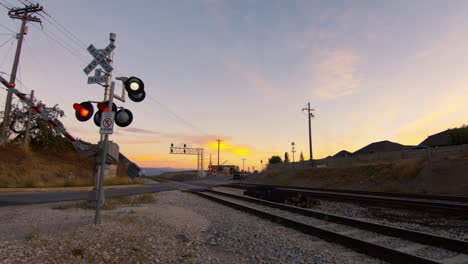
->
[97, 101, 116, 112]
[73, 103, 82, 111]
[74, 102, 94, 122]
[11, 83, 15, 87]
[80, 108, 90, 117]
[97, 103, 106, 111]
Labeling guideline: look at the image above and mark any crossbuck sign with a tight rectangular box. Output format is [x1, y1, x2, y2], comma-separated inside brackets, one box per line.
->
[83, 43, 116, 75]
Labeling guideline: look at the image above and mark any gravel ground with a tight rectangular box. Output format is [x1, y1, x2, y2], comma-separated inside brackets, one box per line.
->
[0, 190, 386, 264]
[215, 187, 468, 242]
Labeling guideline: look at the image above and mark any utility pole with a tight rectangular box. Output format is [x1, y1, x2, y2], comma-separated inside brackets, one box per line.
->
[1, 3, 43, 146]
[23, 89, 34, 151]
[242, 158, 246, 172]
[302, 103, 315, 165]
[291, 142, 296, 162]
[216, 139, 222, 169]
[260, 160, 263, 171]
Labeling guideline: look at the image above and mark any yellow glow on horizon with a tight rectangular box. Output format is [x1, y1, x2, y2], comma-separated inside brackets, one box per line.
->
[232, 147, 254, 156]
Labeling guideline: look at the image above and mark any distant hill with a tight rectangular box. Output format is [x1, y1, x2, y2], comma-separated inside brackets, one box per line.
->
[142, 167, 191, 176]
[353, 140, 412, 155]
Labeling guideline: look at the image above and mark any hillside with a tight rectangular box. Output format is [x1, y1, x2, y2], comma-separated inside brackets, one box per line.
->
[257, 156, 468, 196]
[0, 145, 136, 188]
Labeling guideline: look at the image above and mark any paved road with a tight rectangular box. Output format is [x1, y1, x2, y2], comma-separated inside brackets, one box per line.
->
[0, 177, 233, 206]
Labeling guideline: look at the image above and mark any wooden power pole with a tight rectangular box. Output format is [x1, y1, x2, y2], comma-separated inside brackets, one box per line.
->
[0, 3, 42, 146]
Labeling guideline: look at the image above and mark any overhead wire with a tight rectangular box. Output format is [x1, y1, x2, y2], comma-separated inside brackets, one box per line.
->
[4, 1, 213, 139]
[31, 23, 88, 64]
[0, 36, 14, 70]
[0, 0, 12, 10]
[37, 10, 87, 49]
[0, 23, 15, 33]
[0, 35, 13, 47]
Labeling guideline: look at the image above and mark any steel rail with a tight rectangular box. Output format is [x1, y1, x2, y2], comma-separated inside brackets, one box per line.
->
[206, 189, 468, 254]
[192, 190, 447, 264]
[225, 183, 468, 203]
[224, 183, 468, 213]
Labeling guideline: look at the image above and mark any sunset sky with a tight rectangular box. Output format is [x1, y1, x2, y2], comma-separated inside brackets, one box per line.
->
[0, 0, 467, 170]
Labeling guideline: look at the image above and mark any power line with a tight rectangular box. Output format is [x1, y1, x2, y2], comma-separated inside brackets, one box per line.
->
[38, 10, 87, 48]
[0, 36, 14, 69]
[0, 23, 15, 33]
[0, 35, 14, 47]
[31, 23, 88, 63]
[146, 94, 209, 136]
[0, 0, 13, 10]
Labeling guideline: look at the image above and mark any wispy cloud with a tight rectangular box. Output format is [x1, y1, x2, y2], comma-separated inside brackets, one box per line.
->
[119, 139, 161, 144]
[224, 58, 287, 102]
[121, 128, 160, 134]
[165, 134, 229, 145]
[308, 49, 361, 99]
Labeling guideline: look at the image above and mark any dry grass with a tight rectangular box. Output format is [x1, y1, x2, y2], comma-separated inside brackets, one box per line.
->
[0, 145, 141, 188]
[259, 158, 428, 193]
[0, 145, 95, 188]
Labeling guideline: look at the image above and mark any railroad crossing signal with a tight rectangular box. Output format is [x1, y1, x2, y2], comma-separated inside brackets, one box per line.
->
[87, 69, 107, 84]
[115, 109, 133, 127]
[93, 101, 117, 127]
[124, 77, 146, 102]
[83, 43, 116, 75]
[73, 102, 94, 122]
[100, 111, 115, 135]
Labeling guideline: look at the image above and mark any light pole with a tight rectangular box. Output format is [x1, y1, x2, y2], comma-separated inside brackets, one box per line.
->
[291, 142, 296, 163]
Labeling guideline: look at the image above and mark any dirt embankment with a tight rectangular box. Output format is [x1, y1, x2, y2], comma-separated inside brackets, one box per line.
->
[0, 146, 134, 188]
[257, 157, 468, 197]
[0, 146, 95, 188]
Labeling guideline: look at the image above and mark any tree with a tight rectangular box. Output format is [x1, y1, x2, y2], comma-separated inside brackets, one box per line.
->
[284, 152, 290, 163]
[300, 152, 304, 162]
[268, 155, 282, 165]
[0, 101, 74, 151]
[448, 124, 468, 145]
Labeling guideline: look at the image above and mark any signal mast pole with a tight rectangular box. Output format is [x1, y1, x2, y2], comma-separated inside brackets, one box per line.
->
[1, 3, 43, 146]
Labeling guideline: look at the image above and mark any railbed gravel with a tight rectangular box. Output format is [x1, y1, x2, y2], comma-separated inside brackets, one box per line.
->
[0, 190, 386, 264]
[215, 186, 468, 242]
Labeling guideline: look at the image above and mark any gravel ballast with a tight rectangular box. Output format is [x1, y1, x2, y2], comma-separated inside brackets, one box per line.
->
[0, 190, 386, 264]
[215, 186, 468, 242]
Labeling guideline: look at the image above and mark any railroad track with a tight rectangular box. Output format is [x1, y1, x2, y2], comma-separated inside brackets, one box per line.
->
[191, 188, 468, 264]
[224, 183, 468, 214]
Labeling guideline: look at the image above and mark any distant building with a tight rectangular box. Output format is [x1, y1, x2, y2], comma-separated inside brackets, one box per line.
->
[419, 130, 452, 147]
[208, 165, 239, 174]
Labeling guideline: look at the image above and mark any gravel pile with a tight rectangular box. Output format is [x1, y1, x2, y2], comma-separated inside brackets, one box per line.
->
[0, 190, 386, 264]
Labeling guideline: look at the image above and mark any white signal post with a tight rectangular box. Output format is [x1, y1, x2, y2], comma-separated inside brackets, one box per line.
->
[94, 83, 115, 225]
[83, 33, 118, 225]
